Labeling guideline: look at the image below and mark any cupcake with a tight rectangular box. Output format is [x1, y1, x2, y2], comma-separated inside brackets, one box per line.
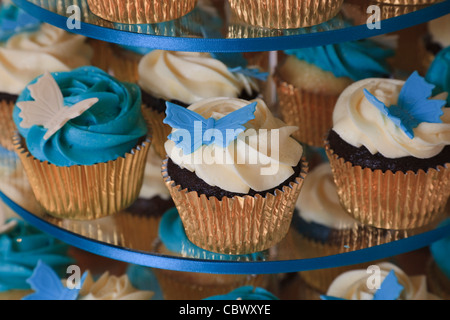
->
[227, 0, 345, 29]
[138, 50, 262, 159]
[425, 46, 450, 107]
[115, 146, 175, 251]
[12, 67, 150, 220]
[0, 22, 94, 151]
[426, 219, 450, 300]
[322, 262, 440, 300]
[22, 261, 154, 300]
[325, 71, 450, 230]
[374, 0, 441, 5]
[162, 97, 307, 254]
[276, 39, 394, 147]
[86, 0, 197, 24]
[0, 219, 74, 300]
[152, 207, 271, 300]
[204, 286, 279, 300]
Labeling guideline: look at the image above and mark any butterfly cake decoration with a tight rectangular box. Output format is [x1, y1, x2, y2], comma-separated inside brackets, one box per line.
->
[16, 71, 99, 141]
[363, 71, 447, 139]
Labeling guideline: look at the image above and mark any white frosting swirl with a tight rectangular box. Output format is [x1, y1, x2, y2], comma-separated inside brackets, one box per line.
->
[428, 14, 450, 48]
[139, 146, 171, 200]
[295, 163, 357, 230]
[138, 50, 258, 105]
[326, 262, 439, 300]
[79, 272, 154, 300]
[165, 97, 303, 193]
[333, 78, 450, 159]
[0, 23, 93, 95]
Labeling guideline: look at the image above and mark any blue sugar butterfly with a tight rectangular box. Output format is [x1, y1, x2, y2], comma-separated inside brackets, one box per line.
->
[363, 71, 446, 139]
[163, 101, 257, 155]
[22, 260, 87, 300]
[321, 270, 404, 301]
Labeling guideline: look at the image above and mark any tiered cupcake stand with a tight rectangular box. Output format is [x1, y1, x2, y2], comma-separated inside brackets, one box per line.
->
[2, 0, 450, 276]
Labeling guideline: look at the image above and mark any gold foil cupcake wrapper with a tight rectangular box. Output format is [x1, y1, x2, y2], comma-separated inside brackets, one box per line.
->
[0, 99, 17, 151]
[142, 106, 171, 159]
[162, 157, 308, 255]
[228, 0, 344, 29]
[13, 134, 151, 220]
[374, 0, 441, 5]
[86, 0, 197, 24]
[276, 77, 338, 147]
[325, 140, 450, 230]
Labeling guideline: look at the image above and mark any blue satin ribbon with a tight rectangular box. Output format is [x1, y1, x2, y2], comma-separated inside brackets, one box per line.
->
[11, 0, 450, 52]
[1, 189, 449, 275]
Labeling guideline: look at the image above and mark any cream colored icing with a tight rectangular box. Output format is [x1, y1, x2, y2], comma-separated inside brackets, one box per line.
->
[295, 163, 357, 230]
[139, 146, 171, 200]
[278, 55, 353, 95]
[165, 97, 303, 194]
[79, 271, 154, 300]
[0, 23, 93, 95]
[428, 14, 450, 48]
[326, 262, 440, 300]
[333, 78, 450, 159]
[138, 50, 259, 105]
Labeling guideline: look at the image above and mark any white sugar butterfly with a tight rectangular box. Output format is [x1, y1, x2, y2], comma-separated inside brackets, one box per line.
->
[16, 71, 99, 140]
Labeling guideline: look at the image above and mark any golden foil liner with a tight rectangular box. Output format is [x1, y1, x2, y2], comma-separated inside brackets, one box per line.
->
[108, 46, 142, 84]
[142, 106, 171, 159]
[276, 77, 339, 147]
[13, 134, 151, 220]
[373, 0, 441, 5]
[227, 0, 344, 29]
[325, 140, 450, 230]
[86, 0, 197, 24]
[0, 99, 16, 151]
[426, 259, 450, 300]
[162, 157, 308, 255]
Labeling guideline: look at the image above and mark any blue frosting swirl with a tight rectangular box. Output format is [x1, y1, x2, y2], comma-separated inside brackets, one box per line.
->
[430, 219, 450, 280]
[204, 286, 279, 300]
[159, 208, 266, 261]
[13, 67, 148, 167]
[425, 46, 450, 106]
[284, 39, 394, 81]
[0, 1, 41, 42]
[0, 218, 74, 292]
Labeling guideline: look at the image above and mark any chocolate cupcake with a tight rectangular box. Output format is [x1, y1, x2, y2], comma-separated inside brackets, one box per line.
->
[162, 97, 307, 254]
[137, 50, 262, 158]
[325, 72, 450, 230]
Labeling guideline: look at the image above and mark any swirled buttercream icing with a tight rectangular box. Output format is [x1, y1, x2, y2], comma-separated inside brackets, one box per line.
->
[426, 46, 450, 106]
[0, 219, 73, 292]
[332, 78, 450, 159]
[325, 262, 438, 300]
[79, 271, 154, 300]
[204, 286, 279, 300]
[164, 97, 303, 193]
[296, 163, 357, 230]
[138, 50, 258, 105]
[0, 23, 93, 95]
[13, 67, 148, 167]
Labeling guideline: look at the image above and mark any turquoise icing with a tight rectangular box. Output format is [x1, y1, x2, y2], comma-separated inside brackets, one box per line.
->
[204, 286, 279, 300]
[126, 265, 163, 300]
[0, 219, 74, 292]
[0, 1, 41, 42]
[159, 208, 266, 261]
[430, 219, 450, 279]
[284, 39, 394, 81]
[425, 46, 450, 106]
[13, 67, 148, 167]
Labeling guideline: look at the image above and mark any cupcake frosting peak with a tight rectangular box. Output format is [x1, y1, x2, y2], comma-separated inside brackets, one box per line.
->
[164, 97, 303, 193]
[284, 39, 394, 82]
[13, 67, 148, 167]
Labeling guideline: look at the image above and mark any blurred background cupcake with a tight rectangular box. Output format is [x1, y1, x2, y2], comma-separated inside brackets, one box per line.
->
[151, 207, 275, 300]
[426, 219, 450, 300]
[138, 50, 263, 159]
[204, 286, 279, 300]
[276, 39, 394, 147]
[425, 46, 450, 107]
[325, 72, 450, 230]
